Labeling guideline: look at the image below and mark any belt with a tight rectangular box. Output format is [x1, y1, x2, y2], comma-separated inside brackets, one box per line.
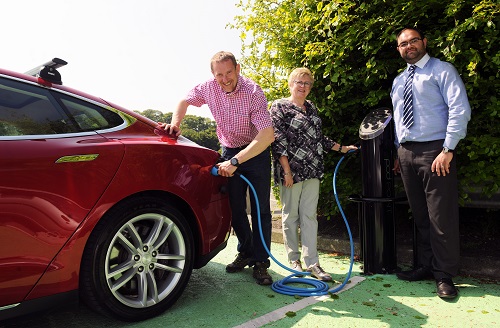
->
[224, 144, 249, 151]
[401, 140, 435, 145]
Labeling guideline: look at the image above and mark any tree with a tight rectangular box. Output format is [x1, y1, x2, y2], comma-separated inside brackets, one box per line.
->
[180, 116, 220, 151]
[135, 109, 170, 123]
[232, 0, 499, 215]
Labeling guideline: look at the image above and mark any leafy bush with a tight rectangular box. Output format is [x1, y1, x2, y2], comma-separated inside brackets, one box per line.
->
[233, 0, 499, 215]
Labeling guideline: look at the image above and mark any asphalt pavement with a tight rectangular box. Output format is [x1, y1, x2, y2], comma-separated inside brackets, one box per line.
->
[2, 235, 499, 328]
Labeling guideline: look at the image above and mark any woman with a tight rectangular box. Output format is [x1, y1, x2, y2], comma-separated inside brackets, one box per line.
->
[270, 67, 357, 281]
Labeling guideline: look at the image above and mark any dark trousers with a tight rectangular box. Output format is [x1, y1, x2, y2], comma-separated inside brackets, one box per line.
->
[398, 140, 460, 279]
[222, 146, 272, 263]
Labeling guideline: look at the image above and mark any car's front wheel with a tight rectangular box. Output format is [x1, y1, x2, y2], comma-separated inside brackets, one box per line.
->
[80, 197, 194, 321]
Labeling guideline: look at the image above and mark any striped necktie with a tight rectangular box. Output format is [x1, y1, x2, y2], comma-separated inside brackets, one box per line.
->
[403, 65, 416, 128]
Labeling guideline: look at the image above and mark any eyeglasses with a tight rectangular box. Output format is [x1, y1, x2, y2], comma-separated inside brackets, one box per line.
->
[293, 80, 312, 87]
[397, 38, 422, 48]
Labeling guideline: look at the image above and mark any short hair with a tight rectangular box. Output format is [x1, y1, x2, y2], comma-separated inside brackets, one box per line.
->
[210, 51, 237, 72]
[288, 67, 314, 87]
[396, 27, 425, 42]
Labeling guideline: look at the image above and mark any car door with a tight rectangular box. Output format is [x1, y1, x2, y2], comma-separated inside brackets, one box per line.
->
[0, 77, 124, 305]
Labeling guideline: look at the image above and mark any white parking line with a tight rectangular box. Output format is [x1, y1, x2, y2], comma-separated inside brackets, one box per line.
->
[234, 275, 365, 328]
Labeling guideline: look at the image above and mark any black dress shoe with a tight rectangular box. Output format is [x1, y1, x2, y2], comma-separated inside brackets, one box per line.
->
[396, 267, 433, 281]
[436, 278, 458, 299]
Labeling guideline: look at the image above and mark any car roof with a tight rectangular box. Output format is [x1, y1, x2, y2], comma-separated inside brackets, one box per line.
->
[0, 58, 155, 127]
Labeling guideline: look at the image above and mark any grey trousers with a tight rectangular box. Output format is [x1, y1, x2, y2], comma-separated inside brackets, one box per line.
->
[279, 178, 320, 268]
[398, 140, 460, 279]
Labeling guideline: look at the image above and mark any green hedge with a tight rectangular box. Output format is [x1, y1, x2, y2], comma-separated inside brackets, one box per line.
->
[233, 0, 499, 216]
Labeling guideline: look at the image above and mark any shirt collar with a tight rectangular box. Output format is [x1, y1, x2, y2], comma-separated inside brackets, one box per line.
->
[408, 53, 430, 70]
[223, 76, 243, 97]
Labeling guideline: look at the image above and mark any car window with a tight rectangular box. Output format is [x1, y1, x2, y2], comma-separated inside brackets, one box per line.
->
[0, 78, 77, 136]
[57, 94, 124, 131]
[0, 77, 125, 137]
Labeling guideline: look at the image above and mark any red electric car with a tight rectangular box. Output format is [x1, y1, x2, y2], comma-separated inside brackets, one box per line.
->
[0, 58, 232, 322]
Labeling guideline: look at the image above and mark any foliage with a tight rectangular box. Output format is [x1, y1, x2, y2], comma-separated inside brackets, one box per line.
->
[232, 0, 500, 215]
[180, 115, 220, 151]
[135, 109, 220, 151]
[137, 109, 170, 123]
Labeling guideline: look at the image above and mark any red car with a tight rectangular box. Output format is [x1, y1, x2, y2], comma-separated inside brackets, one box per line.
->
[0, 58, 232, 321]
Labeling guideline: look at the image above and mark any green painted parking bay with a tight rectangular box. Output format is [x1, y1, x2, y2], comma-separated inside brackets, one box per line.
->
[4, 236, 500, 327]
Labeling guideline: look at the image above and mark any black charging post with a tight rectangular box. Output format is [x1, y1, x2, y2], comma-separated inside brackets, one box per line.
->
[350, 107, 399, 275]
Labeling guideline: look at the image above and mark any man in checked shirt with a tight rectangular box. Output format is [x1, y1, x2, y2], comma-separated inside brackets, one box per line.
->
[159, 51, 275, 285]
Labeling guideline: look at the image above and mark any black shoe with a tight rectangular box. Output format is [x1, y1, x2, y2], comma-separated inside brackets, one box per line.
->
[253, 261, 273, 285]
[226, 253, 251, 273]
[436, 278, 458, 299]
[396, 267, 433, 281]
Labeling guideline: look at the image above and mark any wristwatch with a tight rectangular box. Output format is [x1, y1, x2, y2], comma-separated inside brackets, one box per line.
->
[230, 157, 239, 166]
[442, 147, 454, 153]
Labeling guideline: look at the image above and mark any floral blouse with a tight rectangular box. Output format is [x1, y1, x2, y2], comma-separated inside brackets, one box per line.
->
[270, 98, 335, 185]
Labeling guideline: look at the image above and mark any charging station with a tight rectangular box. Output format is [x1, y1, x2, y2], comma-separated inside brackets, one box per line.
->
[350, 107, 399, 275]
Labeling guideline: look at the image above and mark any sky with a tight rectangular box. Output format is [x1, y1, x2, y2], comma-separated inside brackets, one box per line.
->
[1, 0, 244, 119]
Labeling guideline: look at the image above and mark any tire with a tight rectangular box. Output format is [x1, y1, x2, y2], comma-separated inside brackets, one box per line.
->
[80, 197, 194, 321]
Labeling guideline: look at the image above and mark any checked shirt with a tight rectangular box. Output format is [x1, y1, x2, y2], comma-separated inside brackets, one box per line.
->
[185, 75, 271, 148]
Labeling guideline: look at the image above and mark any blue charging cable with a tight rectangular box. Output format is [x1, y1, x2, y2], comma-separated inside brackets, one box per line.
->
[211, 150, 355, 296]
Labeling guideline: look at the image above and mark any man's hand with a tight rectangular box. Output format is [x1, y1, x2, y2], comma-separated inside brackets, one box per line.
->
[157, 122, 182, 136]
[432, 152, 453, 176]
[393, 158, 401, 175]
[216, 160, 238, 177]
